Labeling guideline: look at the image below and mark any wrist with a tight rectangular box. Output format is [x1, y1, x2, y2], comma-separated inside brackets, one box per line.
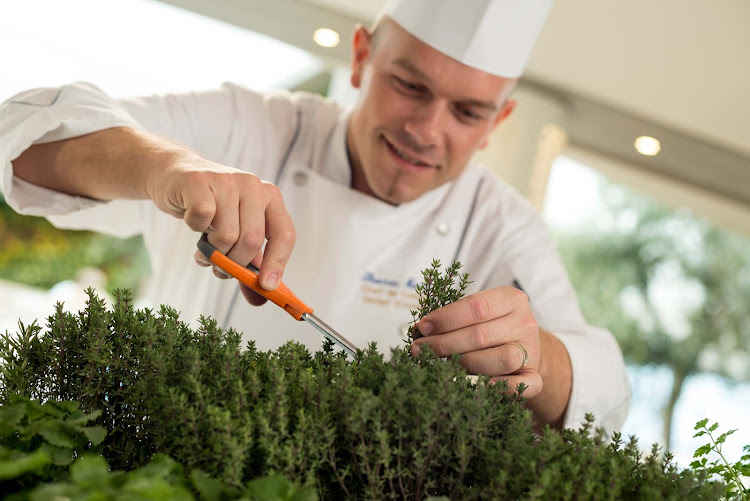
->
[537, 328, 552, 380]
[527, 328, 573, 430]
[142, 145, 195, 202]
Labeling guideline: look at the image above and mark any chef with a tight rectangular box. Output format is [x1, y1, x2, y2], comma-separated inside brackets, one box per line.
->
[0, 0, 630, 433]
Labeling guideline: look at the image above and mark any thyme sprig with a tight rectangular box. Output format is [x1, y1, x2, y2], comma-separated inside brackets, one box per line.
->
[406, 259, 471, 345]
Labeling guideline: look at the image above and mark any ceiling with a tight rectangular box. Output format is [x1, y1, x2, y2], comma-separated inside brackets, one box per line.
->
[157, 0, 750, 206]
[296, 0, 750, 156]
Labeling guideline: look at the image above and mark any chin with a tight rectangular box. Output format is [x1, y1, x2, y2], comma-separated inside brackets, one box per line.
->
[380, 185, 425, 205]
[361, 157, 435, 204]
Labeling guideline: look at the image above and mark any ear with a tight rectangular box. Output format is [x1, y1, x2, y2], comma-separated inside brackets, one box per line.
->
[478, 98, 517, 149]
[350, 24, 372, 89]
[495, 98, 517, 126]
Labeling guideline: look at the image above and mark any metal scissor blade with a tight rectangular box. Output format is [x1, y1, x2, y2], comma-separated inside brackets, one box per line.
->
[302, 313, 358, 358]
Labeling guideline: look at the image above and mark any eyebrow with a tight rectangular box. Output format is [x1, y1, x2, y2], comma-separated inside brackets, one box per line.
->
[391, 57, 498, 112]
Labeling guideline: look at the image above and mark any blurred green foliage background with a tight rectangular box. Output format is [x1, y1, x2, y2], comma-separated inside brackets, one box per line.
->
[554, 181, 750, 450]
[0, 195, 150, 293]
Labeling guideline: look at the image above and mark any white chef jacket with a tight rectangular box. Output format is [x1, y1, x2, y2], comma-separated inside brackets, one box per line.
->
[0, 82, 630, 434]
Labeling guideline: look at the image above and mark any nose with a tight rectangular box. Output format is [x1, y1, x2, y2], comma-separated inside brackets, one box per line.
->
[404, 102, 444, 148]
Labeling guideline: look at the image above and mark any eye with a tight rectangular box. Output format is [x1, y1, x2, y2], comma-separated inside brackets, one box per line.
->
[394, 77, 423, 94]
[454, 106, 483, 123]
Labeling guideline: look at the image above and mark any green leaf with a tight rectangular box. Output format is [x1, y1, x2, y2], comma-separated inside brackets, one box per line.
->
[38, 425, 76, 449]
[693, 444, 712, 457]
[0, 402, 26, 430]
[693, 430, 706, 438]
[191, 469, 235, 501]
[123, 478, 194, 501]
[70, 454, 109, 486]
[0, 449, 50, 480]
[130, 454, 181, 481]
[29, 483, 76, 500]
[39, 443, 75, 466]
[244, 475, 317, 501]
[83, 426, 107, 446]
[0, 421, 16, 437]
[708, 422, 719, 432]
[708, 463, 724, 475]
[67, 409, 102, 426]
[694, 418, 709, 430]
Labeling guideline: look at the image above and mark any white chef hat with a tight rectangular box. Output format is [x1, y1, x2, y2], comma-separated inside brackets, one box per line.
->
[382, 0, 553, 78]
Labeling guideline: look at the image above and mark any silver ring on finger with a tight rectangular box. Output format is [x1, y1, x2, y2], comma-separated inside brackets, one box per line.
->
[509, 342, 528, 370]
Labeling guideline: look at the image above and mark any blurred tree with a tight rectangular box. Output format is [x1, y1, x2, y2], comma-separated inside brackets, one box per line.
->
[0, 195, 149, 293]
[555, 182, 750, 451]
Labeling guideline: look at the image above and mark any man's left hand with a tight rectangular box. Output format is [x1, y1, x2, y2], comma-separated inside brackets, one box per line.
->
[411, 286, 543, 398]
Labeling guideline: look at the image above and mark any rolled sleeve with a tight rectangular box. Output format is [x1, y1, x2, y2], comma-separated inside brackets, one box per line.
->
[477, 180, 632, 437]
[0, 82, 142, 217]
[556, 325, 631, 437]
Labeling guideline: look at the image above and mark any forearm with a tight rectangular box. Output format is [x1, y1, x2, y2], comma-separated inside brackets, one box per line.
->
[526, 327, 572, 430]
[11, 126, 189, 201]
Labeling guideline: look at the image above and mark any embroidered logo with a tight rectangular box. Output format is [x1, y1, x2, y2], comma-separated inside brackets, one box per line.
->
[360, 271, 419, 309]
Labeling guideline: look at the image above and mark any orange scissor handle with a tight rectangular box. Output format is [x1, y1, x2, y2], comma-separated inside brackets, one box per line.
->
[197, 233, 312, 320]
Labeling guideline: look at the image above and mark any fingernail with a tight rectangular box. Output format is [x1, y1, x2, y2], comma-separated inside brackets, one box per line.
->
[213, 266, 230, 279]
[418, 321, 434, 335]
[265, 273, 279, 289]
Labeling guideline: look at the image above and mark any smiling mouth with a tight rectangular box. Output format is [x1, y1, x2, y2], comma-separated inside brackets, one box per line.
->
[384, 137, 433, 168]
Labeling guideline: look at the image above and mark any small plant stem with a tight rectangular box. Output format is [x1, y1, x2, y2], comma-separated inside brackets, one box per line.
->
[707, 428, 748, 497]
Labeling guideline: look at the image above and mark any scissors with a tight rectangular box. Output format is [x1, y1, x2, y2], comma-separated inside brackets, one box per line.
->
[197, 233, 358, 357]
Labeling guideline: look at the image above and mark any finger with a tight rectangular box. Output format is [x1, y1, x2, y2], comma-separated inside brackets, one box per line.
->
[182, 185, 216, 232]
[239, 283, 268, 307]
[490, 369, 543, 398]
[454, 344, 528, 376]
[194, 250, 211, 267]
[258, 183, 296, 291]
[239, 249, 268, 305]
[194, 244, 230, 279]
[411, 316, 513, 357]
[418, 287, 527, 335]
[205, 189, 241, 256]
[225, 190, 266, 271]
[249, 250, 263, 270]
[213, 266, 231, 279]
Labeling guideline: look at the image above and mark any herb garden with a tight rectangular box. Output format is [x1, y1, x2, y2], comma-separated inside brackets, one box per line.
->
[1, 262, 746, 500]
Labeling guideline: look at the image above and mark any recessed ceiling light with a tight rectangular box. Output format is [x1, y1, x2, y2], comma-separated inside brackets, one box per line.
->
[313, 28, 340, 48]
[634, 136, 661, 156]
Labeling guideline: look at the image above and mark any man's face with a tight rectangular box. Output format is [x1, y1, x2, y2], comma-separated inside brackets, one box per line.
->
[347, 18, 518, 205]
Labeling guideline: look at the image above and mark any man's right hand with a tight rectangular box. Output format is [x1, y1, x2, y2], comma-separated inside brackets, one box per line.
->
[145, 151, 296, 296]
[12, 127, 296, 303]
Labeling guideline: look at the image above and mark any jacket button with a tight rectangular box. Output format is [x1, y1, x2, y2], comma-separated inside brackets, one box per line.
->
[436, 221, 450, 236]
[293, 171, 308, 186]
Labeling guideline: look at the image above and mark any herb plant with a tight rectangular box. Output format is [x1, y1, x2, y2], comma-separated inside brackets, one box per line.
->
[0, 260, 730, 499]
[407, 259, 470, 342]
[0, 396, 105, 494]
[0, 397, 315, 500]
[692, 419, 750, 500]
